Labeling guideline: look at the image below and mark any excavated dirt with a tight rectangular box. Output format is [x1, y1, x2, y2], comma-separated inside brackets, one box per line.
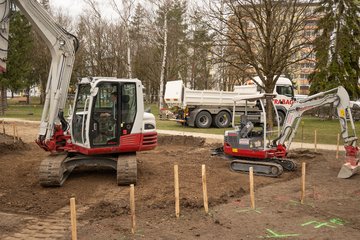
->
[0, 121, 360, 239]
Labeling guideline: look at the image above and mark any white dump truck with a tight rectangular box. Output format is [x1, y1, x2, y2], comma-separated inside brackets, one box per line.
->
[164, 76, 295, 128]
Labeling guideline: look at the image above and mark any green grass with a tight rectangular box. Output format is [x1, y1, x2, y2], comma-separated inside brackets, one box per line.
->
[2, 102, 360, 145]
[3, 104, 43, 121]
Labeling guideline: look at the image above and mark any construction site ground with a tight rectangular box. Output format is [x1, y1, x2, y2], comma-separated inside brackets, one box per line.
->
[0, 121, 360, 240]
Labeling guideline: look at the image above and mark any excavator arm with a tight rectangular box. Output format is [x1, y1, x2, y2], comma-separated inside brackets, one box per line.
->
[0, 0, 78, 147]
[276, 86, 359, 178]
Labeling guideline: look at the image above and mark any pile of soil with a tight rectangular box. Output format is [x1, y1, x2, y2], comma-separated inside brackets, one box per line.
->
[0, 134, 28, 153]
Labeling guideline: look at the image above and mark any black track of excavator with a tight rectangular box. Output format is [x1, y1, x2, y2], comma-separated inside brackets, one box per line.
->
[39, 154, 72, 187]
[39, 153, 138, 187]
[230, 160, 284, 177]
[229, 158, 297, 177]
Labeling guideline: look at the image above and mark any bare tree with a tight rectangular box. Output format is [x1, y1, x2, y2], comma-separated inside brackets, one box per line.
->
[82, 0, 128, 77]
[205, 0, 316, 125]
[110, 0, 136, 78]
[148, 0, 174, 109]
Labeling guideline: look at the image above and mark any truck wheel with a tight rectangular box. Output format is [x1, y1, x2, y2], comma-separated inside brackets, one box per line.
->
[195, 111, 212, 128]
[214, 111, 231, 128]
[277, 111, 286, 126]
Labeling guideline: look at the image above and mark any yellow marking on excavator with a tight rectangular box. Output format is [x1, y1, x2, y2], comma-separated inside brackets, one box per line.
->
[232, 148, 238, 153]
[339, 109, 345, 118]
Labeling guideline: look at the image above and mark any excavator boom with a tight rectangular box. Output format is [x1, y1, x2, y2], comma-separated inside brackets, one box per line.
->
[276, 86, 359, 178]
[0, 0, 78, 145]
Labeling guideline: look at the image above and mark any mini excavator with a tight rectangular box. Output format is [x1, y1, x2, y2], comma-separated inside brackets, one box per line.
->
[0, 1, 157, 186]
[219, 87, 360, 178]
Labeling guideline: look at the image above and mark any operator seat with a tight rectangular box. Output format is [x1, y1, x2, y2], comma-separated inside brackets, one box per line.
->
[239, 115, 254, 138]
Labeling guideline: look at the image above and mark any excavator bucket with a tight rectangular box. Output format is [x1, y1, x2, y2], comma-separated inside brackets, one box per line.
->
[337, 163, 360, 178]
[337, 156, 360, 179]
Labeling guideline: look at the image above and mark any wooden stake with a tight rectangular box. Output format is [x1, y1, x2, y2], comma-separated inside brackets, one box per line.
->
[336, 133, 340, 159]
[301, 162, 306, 204]
[301, 121, 304, 149]
[15, 126, 18, 141]
[202, 165, 209, 214]
[13, 124, 15, 143]
[130, 184, 136, 234]
[174, 165, 180, 218]
[2, 120, 4, 135]
[70, 198, 77, 240]
[249, 167, 255, 209]
[314, 130, 317, 152]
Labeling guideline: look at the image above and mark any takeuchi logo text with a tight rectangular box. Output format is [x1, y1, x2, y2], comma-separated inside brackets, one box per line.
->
[273, 99, 294, 105]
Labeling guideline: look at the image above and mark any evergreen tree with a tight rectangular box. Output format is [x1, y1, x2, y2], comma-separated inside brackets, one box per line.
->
[188, 11, 213, 90]
[4, 10, 34, 102]
[310, 0, 360, 98]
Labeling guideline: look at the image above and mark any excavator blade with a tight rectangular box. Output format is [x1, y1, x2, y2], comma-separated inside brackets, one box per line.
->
[337, 162, 360, 179]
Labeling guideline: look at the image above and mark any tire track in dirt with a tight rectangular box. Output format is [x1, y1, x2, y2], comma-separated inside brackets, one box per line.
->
[2, 187, 129, 239]
[2, 205, 89, 240]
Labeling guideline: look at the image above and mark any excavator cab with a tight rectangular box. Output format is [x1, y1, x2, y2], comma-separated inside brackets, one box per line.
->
[67, 77, 157, 152]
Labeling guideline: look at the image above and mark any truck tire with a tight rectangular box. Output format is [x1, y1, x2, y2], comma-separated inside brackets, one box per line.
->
[195, 111, 212, 128]
[214, 111, 231, 128]
[277, 111, 286, 126]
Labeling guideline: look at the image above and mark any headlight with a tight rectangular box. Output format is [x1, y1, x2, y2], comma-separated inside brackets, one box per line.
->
[145, 123, 155, 130]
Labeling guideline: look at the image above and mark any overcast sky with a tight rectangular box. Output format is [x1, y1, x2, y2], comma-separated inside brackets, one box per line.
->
[49, 0, 203, 20]
[50, 0, 118, 19]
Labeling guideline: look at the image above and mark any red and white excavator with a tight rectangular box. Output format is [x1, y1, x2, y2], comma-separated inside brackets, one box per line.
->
[220, 86, 360, 178]
[0, 1, 157, 186]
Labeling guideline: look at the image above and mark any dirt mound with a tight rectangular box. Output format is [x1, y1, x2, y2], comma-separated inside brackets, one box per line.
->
[0, 134, 29, 153]
[287, 149, 322, 159]
[157, 135, 205, 147]
[80, 201, 129, 221]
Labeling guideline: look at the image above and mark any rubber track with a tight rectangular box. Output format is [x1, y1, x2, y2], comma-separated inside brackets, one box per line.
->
[230, 160, 284, 177]
[273, 158, 297, 171]
[39, 154, 68, 187]
[117, 153, 137, 185]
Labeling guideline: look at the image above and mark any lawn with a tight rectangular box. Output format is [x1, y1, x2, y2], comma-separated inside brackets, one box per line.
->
[2, 101, 360, 145]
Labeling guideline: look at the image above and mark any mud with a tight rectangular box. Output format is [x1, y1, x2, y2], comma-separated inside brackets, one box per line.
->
[0, 122, 359, 239]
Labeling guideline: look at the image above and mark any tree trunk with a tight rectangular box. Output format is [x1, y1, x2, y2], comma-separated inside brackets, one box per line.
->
[125, 22, 132, 79]
[159, 13, 168, 109]
[26, 86, 30, 104]
[0, 86, 6, 115]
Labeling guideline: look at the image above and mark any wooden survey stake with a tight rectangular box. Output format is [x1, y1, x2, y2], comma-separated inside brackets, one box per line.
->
[130, 184, 136, 234]
[202, 165, 209, 213]
[314, 130, 317, 152]
[301, 162, 306, 204]
[70, 198, 77, 240]
[13, 124, 15, 143]
[249, 167, 255, 209]
[336, 133, 340, 159]
[174, 165, 180, 218]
